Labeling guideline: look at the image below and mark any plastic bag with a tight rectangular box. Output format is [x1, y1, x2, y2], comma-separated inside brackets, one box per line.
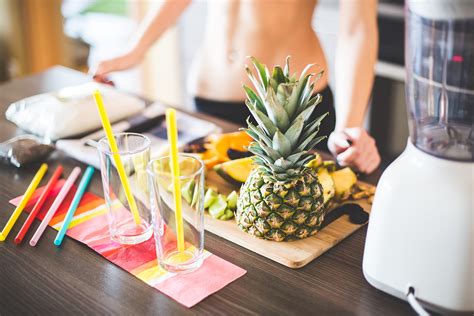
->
[0, 135, 54, 168]
[5, 82, 146, 140]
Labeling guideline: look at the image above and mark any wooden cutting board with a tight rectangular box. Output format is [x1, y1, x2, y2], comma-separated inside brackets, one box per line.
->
[204, 169, 374, 269]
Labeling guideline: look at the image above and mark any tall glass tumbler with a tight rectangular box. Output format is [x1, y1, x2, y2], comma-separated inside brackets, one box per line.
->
[147, 154, 205, 273]
[98, 133, 153, 244]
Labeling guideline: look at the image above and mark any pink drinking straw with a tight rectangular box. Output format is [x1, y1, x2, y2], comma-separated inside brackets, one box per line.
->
[29, 167, 81, 246]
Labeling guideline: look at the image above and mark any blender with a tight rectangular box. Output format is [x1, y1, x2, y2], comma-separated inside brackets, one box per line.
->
[363, 0, 473, 313]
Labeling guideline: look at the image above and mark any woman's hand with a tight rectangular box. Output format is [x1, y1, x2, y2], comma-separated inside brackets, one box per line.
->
[90, 49, 142, 84]
[328, 128, 381, 174]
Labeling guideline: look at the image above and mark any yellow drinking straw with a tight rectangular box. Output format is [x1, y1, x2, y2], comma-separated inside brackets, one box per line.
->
[0, 163, 48, 241]
[93, 90, 141, 225]
[166, 108, 185, 252]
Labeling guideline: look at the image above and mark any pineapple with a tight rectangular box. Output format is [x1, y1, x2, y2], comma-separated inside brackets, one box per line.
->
[236, 56, 328, 241]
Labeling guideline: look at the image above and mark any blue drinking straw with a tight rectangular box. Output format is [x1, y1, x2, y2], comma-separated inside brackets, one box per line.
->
[54, 166, 94, 247]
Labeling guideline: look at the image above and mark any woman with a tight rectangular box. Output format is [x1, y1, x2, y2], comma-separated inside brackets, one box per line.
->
[93, 0, 381, 173]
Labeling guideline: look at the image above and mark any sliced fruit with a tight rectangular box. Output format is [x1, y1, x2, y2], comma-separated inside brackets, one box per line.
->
[214, 131, 252, 162]
[226, 191, 239, 210]
[331, 167, 357, 200]
[305, 154, 323, 169]
[182, 137, 207, 153]
[204, 188, 218, 208]
[206, 133, 220, 144]
[306, 155, 336, 173]
[198, 149, 221, 169]
[322, 160, 336, 172]
[317, 168, 335, 204]
[181, 180, 195, 204]
[218, 208, 234, 221]
[350, 183, 376, 201]
[351, 191, 371, 200]
[184, 132, 252, 170]
[208, 194, 227, 219]
[190, 182, 200, 207]
[224, 208, 234, 219]
[214, 157, 254, 186]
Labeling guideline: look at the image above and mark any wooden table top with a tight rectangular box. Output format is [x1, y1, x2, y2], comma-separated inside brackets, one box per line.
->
[0, 66, 414, 315]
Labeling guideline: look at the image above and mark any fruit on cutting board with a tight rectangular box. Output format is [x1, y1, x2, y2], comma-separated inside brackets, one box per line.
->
[183, 131, 252, 169]
[317, 168, 335, 204]
[226, 191, 238, 210]
[198, 149, 221, 169]
[181, 180, 195, 205]
[179, 185, 237, 221]
[306, 155, 336, 172]
[331, 167, 357, 200]
[204, 188, 237, 221]
[214, 157, 254, 185]
[236, 56, 328, 241]
[306, 154, 323, 169]
[214, 131, 253, 162]
[204, 188, 218, 208]
[307, 159, 358, 203]
[209, 194, 227, 219]
[322, 161, 336, 172]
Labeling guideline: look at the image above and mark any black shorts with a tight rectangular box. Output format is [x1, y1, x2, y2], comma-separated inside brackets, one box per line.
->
[194, 85, 336, 152]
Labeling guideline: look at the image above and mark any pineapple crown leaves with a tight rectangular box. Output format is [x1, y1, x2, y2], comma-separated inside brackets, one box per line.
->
[242, 56, 328, 181]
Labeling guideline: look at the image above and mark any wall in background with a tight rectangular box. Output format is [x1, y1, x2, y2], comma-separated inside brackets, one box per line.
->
[0, 0, 11, 81]
[0, 0, 71, 78]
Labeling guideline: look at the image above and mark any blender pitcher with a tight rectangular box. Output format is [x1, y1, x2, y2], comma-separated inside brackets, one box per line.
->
[406, 3, 474, 161]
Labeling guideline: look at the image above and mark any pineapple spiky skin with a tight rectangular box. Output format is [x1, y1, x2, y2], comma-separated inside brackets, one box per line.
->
[237, 167, 325, 241]
[237, 56, 328, 241]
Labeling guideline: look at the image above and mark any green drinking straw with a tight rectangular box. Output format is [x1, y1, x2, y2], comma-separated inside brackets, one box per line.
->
[54, 166, 94, 247]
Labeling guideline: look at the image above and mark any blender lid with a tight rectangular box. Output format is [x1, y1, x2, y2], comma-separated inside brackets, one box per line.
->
[408, 0, 474, 20]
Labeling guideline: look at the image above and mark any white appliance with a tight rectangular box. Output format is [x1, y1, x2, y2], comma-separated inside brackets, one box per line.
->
[363, 0, 474, 314]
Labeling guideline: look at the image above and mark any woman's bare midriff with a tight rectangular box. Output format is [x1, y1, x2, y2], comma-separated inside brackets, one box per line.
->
[188, 0, 328, 101]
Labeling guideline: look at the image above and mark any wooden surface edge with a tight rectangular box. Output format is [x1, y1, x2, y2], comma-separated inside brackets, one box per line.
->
[291, 219, 370, 269]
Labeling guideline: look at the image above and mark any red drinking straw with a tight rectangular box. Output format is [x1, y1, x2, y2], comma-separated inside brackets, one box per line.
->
[14, 165, 63, 245]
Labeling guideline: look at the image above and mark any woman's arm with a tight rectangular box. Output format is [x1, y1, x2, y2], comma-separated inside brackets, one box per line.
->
[335, 0, 378, 129]
[328, 0, 381, 173]
[92, 0, 192, 79]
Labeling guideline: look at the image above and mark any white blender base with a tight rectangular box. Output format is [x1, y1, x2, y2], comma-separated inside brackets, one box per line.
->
[363, 140, 473, 313]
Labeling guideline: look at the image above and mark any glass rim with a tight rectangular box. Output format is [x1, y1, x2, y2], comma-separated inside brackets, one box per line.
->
[97, 132, 151, 156]
[146, 153, 204, 180]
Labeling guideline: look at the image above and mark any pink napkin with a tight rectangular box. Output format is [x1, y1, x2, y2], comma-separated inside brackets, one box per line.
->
[9, 184, 246, 308]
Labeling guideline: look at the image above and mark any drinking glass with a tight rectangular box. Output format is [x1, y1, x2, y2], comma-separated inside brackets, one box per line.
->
[147, 154, 205, 273]
[98, 133, 153, 244]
